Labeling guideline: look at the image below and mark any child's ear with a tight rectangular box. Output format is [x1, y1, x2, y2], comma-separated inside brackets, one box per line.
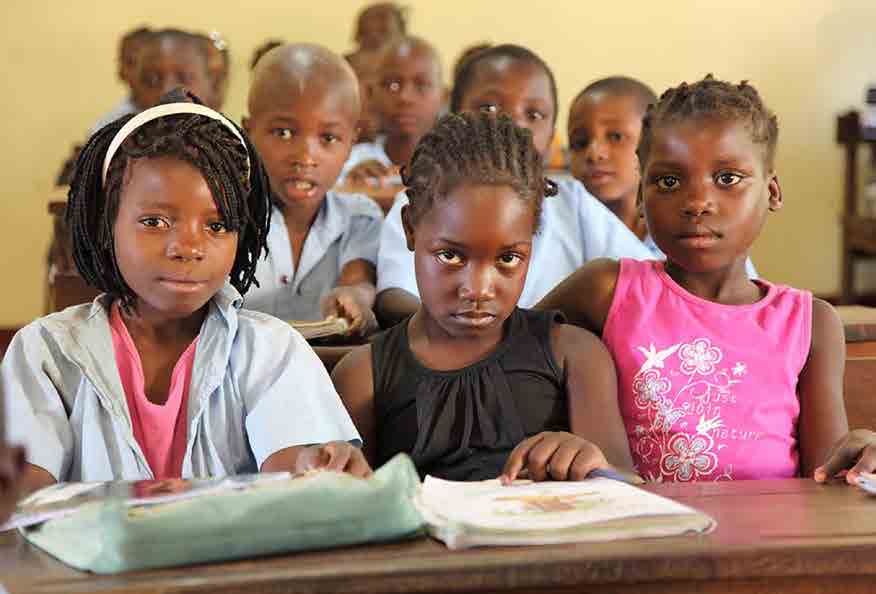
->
[400, 205, 416, 251]
[767, 172, 783, 212]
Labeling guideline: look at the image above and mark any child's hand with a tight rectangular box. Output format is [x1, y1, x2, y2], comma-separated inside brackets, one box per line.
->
[814, 429, 876, 485]
[500, 431, 609, 484]
[321, 286, 378, 337]
[345, 160, 396, 189]
[0, 444, 27, 524]
[295, 441, 373, 479]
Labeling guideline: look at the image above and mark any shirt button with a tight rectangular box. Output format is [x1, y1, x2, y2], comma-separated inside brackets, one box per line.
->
[280, 275, 290, 285]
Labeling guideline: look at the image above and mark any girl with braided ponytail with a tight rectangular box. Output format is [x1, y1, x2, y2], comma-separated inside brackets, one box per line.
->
[3, 91, 368, 496]
[540, 75, 876, 484]
[332, 111, 635, 482]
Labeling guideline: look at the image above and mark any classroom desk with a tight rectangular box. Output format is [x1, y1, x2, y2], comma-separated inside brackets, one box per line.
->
[3, 478, 876, 594]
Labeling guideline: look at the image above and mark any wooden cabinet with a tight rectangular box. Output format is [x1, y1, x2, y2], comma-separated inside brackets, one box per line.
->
[836, 111, 876, 304]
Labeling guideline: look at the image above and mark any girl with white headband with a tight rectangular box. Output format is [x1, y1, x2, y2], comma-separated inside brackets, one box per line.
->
[2, 91, 370, 496]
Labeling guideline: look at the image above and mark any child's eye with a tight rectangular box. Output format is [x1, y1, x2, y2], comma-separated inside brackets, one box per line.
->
[478, 104, 499, 115]
[272, 128, 293, 140]
[384, 80, 401, 93]
[321, 133, 339, 144]
[436, 250, 463, 265]
[415, 80, 433, 93]
[208, 221, 229, 233]
[569, 137, 588, 151]
[527, 109, 545, 122]
[497, 253, 523, 268]
[715, 172, 743, 186]
[608, 131, 624, 142]
[655, 175, 680, 191]
[140, 217, 168, 229]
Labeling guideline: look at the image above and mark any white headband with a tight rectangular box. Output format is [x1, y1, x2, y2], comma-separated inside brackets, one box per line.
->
[101, 103, 249, 184]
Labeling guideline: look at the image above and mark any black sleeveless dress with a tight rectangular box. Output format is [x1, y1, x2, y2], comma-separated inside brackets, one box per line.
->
[371, 308, 568, 480]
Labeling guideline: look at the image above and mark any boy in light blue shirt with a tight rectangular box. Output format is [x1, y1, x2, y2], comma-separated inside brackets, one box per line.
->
[243, 44, 383, 333]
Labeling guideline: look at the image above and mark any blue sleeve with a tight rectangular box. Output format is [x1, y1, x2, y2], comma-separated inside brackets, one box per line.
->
[233, 314, 361, 468]
[376, 193, 420, 297]
[1, 325, 73, 480]
[338, 198, 383, 270]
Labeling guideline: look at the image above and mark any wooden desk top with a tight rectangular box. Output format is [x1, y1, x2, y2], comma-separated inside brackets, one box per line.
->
[838, 305, 876, 343]
[4, 479, 876, 594]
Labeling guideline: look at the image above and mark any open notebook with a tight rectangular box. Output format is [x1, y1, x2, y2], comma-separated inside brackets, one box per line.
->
[289, 317, 350, 340]
[416, 475, 715, 549]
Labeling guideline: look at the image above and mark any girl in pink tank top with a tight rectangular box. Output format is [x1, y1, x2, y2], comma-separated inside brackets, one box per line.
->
[539, 75, 876, 484]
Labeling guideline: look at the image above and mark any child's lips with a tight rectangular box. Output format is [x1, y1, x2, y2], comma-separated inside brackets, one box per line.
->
[284, 178, 320, 199]
[451, 311, 497, 328]
[585, 170, 615, 184]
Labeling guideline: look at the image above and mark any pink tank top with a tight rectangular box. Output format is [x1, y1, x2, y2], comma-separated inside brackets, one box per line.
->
[602, 259, 812, 482]
[109, 303, 198, 479]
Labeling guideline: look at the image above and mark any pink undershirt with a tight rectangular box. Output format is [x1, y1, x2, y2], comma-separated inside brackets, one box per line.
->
[109, 302, 199, 479]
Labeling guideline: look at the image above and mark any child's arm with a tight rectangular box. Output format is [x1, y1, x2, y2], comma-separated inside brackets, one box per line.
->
[321, 260, 378, 336]
[0, 444, 27, 522]
[344, 160, 397, 189]
[501, 323, 637, 483]
[330, 346, 377, 465]
[375, 288, 420, 328]
[260, 442, 371, 477]
[535, 258, 620, 335]
[797, 298, 849, 478]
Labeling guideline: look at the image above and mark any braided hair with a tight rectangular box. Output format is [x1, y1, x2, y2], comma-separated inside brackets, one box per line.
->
[402, 111, 557, 228]
[450, 44, 558, 126]
[67, 90, 271, 311]
[638, 74, 779, 171]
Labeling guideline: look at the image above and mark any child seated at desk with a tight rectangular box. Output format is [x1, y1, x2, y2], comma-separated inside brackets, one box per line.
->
[242, 44, 382, 336]
[332, 112, 635, 482]
[375, 45, 652, 327]
[4, 91, 369, 496]
[568, 75, 758, 278]
[339, 36, 445, 190]
[540, 74, 876, 483]
[92, 29, 214, 135]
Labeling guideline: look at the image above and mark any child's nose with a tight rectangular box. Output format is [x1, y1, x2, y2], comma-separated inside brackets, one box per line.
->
[167, 226, 206, 260]
[681, 183, 714, 217]
[459, 264, 497, 302]
[287, 135, 318, 168]
[585, 139, 606, 162]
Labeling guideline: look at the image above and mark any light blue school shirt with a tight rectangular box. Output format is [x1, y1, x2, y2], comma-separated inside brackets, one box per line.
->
[91, 96, 138, 136]
[245, 192, 383, 321]
[1, 285, 360, 482]
[642, 233, 759, 279]
[376, 175, 654, 307]
[338, 136, 393, 183]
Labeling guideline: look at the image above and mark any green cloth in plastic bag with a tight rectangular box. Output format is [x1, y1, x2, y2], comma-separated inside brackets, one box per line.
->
[20, 453, 424, 574]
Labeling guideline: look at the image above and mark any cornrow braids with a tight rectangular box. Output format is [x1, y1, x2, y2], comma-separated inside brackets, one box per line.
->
[67, 93, 271, 311]
[638, 74, 779, 171]
[450, 44, 558, 126]
[402, 111, 557, 228]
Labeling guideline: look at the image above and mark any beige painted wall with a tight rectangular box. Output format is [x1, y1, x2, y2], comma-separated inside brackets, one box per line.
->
[1, 0, 873, 326]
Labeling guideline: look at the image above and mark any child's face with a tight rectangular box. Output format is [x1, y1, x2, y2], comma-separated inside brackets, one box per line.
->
[404, 184, 536, 340]
[119, 37, 145, 85]
[131, 39, 212, 109]
[641, 117, 782, 273]
[568, 92, 642, 206]
[373, 45, 443, 141]
[457, 59, 555, 158]
[356, 6, 402, 51]
[245, 85, 357, 208]
[113, 157, 238, 320]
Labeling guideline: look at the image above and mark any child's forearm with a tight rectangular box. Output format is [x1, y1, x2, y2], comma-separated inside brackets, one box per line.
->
[374, 288, 420, 328]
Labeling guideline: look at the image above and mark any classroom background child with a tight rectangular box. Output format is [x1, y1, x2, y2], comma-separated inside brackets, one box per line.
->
[539, 75, 875, 483]
[242, 44, 382, 334]
[332, 111, 634, 482]
[374, 44, 652, 327]
[4, 92, 368, 496]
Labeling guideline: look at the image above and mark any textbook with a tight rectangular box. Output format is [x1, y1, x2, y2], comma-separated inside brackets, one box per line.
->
[15, 455, 424, 574]
[856, 471, 876, 495]
[289, 316, 350, 340]
[415, 475, 715, 549]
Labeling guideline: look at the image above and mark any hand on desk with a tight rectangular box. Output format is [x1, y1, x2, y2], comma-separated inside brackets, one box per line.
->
[320, 285, 378, 337]
[500, 431, 610, 484]
[344, 160, 400, 190]
[0, 443, 27, 524]
[295, 442, 373, 479]
[814, 429, 876, 484]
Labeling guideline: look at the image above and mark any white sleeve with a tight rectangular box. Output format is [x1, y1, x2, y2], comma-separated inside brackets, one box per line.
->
[1, 326, 73, 480]
[376, 193, 420, 297]
[234, 315, 361, 468]
[577, 190, 654, 261]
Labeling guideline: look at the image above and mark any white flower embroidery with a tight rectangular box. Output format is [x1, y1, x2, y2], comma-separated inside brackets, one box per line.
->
[679, 338, 723, 376]
[635, 343, 680, 374]
[732, 362, 747, 377]
[632, 369, 671, 409]
[696, 413, 723, 434]
[660, 433, 718, 481]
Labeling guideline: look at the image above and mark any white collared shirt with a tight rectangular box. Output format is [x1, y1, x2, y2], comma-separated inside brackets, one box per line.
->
[245, 192, 383, 321]
[2, 284, 360, 481]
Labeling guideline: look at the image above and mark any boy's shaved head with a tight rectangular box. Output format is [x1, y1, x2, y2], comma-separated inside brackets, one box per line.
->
[378, 35, 443, 80]
[248, 43, 360, 119]
[574, 76, 657, 116]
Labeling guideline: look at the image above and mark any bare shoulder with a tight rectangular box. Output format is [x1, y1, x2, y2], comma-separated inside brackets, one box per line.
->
[810, 297, 843, 350]
[549, 320, 613, 371]
[537, 258, 622, 333]
[330, 344, 374, 400]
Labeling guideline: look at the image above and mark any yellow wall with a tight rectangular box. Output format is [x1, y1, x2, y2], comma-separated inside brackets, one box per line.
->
[1, 0, 873, 326]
